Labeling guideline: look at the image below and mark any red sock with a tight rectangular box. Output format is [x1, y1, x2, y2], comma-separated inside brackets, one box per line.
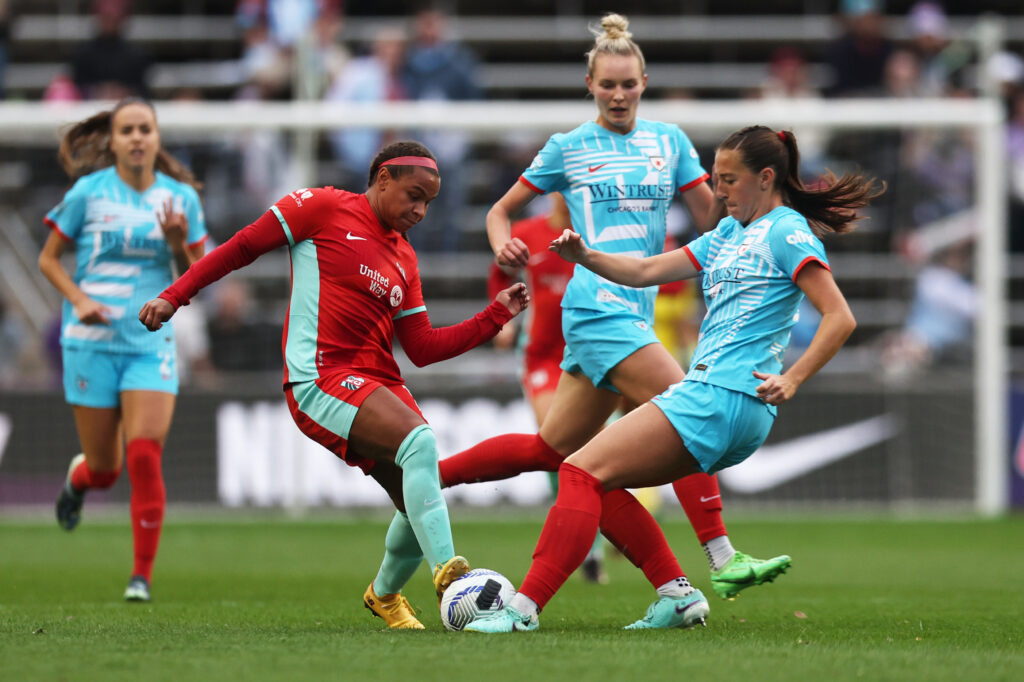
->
[438, 433, 563, 487]
[518, 463, 603, 609]
[126, 439, 165, 582]
[70, 460, 120, 491]
[672, 473, 727, 544]
[600, 489, 685, 587]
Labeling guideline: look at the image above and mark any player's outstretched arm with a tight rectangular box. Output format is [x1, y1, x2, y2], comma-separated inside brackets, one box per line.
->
[549, 229, 699, 287]
[494, 282, 530, 317]
[487, 183, 535, 268]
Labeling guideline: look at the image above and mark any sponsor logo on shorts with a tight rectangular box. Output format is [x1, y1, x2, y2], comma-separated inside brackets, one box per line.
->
[76, 375, 88, 392]
[341, 375, 365, 390]
[633, 320, 649, 331]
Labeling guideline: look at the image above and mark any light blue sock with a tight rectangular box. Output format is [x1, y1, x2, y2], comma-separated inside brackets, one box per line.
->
[372, 511, 424, 596]
[394, 425, 455, 568]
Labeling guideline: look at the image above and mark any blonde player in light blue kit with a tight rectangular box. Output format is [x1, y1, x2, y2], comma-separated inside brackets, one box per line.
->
[39, 98, 207, 602]
[439, 13, 792, 606]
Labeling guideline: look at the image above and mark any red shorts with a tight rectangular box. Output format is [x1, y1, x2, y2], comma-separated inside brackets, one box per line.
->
[521, 355, 563, 402]
[284, 369, 424, 474]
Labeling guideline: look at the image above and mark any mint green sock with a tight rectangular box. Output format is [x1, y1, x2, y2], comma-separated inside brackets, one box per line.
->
[372, 511, 424, 596]
[394, 425, 454, 568]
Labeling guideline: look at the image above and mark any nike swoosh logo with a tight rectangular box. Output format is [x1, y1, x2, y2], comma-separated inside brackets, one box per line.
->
[719, 415, 899, 494]
[346, 232, 367, 241]
[675, 602, 696, 614]
[699, 495, 721, 503]
[424, 497, 442, 507]
[588, 164, 608, 173]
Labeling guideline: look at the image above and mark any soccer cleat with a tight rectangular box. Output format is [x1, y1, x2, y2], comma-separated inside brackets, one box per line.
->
[581, 557, 609, 584]
[710, 551, 792, 599]
[124, 576, 151, 602]
[55, 454, 86, 531]
[363, 583, 425, 629]
[464, 605, 539, 633]
[432, 555, 470, 605]
[624, 589, 709, 630]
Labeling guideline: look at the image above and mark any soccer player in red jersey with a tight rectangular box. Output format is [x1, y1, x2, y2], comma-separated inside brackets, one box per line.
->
[139, 141, 530, 629]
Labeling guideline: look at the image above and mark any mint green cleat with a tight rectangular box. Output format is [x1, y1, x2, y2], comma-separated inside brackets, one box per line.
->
[624, 589, 709, 629]
[710, 551, 792, 599]
[464, 605, 539, 633]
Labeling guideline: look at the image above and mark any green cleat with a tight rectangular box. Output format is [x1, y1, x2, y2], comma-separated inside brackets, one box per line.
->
[124, 576, 151, 602]
[710, 551, 792, 599]
[464, 605, 539, 633]
[624, 590, 709, 630]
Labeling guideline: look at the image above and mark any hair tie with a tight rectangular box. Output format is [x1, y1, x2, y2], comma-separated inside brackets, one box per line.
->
[381, 156, 438, 171]
[777, 131, 787, 142]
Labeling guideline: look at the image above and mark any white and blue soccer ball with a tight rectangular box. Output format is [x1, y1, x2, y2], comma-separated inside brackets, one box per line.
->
[440, 568, 516, 631]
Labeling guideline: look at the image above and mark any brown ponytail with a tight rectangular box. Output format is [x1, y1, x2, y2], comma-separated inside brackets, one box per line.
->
[718, 125, 884, 235]
[57, 97, 202, 192]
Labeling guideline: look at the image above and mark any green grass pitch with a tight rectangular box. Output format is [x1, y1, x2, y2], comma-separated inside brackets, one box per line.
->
[1, 513, 1022, 682]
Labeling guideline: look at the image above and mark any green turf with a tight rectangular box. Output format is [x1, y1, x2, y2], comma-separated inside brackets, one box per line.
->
[1, 513, 1022, 682]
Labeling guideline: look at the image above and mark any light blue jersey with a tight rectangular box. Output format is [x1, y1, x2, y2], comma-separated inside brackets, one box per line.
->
[44, 167, 206, 354]
[683, 206, 829, 405]
[521, 119, 708, 322]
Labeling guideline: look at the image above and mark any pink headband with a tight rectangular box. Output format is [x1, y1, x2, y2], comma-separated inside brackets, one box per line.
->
[381, 156, 438, 171]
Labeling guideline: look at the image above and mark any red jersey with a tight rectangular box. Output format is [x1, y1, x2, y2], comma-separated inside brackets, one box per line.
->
[161, 187, 512, 386]
[488, 215, 572, 366]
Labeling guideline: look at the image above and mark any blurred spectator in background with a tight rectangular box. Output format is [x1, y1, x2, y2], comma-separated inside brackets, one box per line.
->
[326, 27, 407, 189]
[882, 243, 976, 378]
[825, 0, 893, 97]
[758, 47, 827, 177]
[906, 1, 965, 97]
[205, 278, 281, 373]
[71, 0, 150, 100]
[401, 8, 482, 252]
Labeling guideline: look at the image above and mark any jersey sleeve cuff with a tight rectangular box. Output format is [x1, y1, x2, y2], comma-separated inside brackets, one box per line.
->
[518, 176, 545, 194]
[43, 217, 72, 242]
[678, 173, 710, 194]
[683, 246, 703, 271]
[792, 256, 830, 282]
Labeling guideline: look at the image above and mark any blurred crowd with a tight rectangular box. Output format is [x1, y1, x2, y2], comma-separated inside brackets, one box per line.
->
[1, 0, 1022, 387]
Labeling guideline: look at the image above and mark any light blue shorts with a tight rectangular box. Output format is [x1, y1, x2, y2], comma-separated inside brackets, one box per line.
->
[560, 307, 660, 391]
[62, 346, 178, 408]
[652, 380, 774, 474]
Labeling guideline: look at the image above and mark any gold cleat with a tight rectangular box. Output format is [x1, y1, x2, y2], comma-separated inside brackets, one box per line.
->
[432, 555, 470, 605]
[363, 583, 425, 629]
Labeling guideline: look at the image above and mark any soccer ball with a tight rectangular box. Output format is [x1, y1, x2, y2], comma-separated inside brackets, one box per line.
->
[439, 568, 516, 631]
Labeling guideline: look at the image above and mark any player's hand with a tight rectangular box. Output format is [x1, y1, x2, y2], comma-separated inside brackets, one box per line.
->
[548, 229, 588, 263]
[753, 370, 798, 405]
[138, 297, 176, 331]
[495, 237, 530, 269]
[73, 297, 111, 325]
[496, 282, 530, 317]
[159, 197, 189, 254]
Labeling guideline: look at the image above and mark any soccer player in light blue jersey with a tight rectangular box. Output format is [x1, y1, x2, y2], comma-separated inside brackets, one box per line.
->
[38, 98, 207, 602]
[439, 13, 791, 610]
[467, 125, 881, 633]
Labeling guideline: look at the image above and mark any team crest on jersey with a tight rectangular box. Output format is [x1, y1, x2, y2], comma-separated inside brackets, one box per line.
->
[389, 285, 404, 307]
[648, 155, 666, 171]
[341, 375, 366, 390]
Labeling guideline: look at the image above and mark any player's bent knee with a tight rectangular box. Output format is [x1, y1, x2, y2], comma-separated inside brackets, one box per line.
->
[394, 424, 438, 470]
